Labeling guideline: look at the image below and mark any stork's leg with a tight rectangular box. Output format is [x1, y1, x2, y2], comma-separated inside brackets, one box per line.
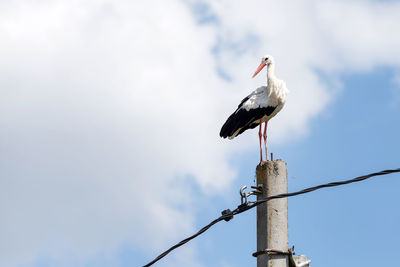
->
[263, 121, 268, 161]
[258, 121, 263, 163]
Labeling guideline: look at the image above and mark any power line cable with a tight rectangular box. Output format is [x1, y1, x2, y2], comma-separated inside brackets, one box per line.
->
[248, 167, 400, 210]
[143, 167, 400, 267]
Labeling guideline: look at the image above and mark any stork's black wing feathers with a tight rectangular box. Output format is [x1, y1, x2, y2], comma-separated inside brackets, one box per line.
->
[219, 105, 276, 139]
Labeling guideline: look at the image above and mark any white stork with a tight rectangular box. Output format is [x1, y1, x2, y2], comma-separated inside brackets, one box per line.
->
[220, 55, 289, 162]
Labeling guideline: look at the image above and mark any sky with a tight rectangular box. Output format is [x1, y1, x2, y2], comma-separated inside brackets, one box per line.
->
[0, 0, 399, 266]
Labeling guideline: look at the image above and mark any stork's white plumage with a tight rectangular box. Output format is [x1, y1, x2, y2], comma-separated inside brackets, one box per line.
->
[220, 55, 289, 162]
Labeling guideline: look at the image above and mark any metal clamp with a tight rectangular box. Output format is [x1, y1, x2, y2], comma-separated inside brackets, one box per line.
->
[220, 209, 233, 222]
[252, 247, 294, 257]
[253, 246, 300, 267]
[239, 185, 262, 205]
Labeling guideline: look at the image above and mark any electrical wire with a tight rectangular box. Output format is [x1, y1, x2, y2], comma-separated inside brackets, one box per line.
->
[142, 167, 400, 267]
[248, 168, 400, 210]
[142, 216, 228, 267]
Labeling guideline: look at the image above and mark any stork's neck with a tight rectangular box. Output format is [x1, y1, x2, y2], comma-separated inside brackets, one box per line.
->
[267, 63, 276, 82]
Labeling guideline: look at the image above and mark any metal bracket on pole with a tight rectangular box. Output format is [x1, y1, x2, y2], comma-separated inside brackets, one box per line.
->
[239, 185, 262, 205]
[252, 246, 311, 267]
[292, 255, 311, 267]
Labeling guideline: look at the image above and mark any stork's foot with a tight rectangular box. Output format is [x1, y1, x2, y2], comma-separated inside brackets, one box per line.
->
[258, 160, 267, 166]
[258, 155, 274, 166]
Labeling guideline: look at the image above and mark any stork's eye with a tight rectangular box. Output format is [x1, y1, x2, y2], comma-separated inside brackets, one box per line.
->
[265, 57, 269, 61]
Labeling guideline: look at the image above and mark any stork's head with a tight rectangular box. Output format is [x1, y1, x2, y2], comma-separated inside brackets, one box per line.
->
[252, 55, 274, 78]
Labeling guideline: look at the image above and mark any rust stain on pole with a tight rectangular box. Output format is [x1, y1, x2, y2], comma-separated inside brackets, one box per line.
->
[256, 160, 288, 267]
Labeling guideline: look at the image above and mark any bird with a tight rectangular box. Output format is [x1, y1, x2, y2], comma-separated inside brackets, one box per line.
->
[219, 55, 289, 163]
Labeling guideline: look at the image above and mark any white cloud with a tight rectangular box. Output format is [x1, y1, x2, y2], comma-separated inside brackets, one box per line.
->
[0, 1, 231, 266]
[1, 0, 400, 266]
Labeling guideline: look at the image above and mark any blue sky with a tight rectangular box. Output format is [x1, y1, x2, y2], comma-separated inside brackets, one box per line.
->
[1, 1, 400, 267]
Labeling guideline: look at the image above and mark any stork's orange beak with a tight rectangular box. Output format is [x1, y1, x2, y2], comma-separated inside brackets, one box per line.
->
[252, 62, 266, 78]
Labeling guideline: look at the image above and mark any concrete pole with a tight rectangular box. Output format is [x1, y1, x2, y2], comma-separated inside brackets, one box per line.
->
[256, 160, 288, 267]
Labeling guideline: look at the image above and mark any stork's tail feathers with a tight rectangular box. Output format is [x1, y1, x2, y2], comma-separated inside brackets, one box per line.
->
[220, 116, 238, 139]
[220, 111, 259, 139]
